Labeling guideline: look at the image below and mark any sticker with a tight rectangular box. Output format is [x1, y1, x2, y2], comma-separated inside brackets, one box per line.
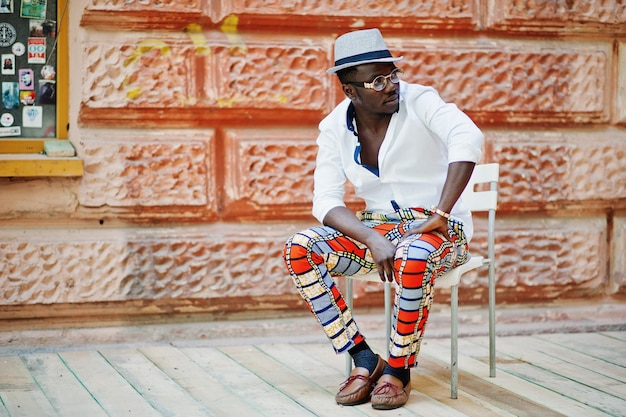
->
[41, 65, 55, 80]
[21, 0, 47, 19]
[0, 0, 13, 13]
[0, 126, 21, 137]
[1, 54, 15, 75]
[28, 37, 46, 64]
[0, 113, 14, 127]
[20, 91, 36, 105]
[19, 69, 34, 90]
[0, 23, 17, 47]
[29, 19, 45, 37]
[1, 82, 19, 109]
[22, 105, 43, 128]
[12, 42, 25, 56]
[29, 19, 56, 37]
[38, 80, 55, 104]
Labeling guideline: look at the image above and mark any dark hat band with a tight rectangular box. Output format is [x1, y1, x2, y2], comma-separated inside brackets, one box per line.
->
[334, 49, 393, 67]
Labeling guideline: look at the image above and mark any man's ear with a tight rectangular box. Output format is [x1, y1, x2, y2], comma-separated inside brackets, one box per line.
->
[342, 83, 356, 99]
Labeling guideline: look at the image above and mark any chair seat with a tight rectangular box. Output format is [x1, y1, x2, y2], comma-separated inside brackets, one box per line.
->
[437, 255, 485, 287]
[347, 255, 485, 288]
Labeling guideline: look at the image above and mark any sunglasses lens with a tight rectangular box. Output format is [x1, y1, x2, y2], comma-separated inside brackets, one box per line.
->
[373, 77, 386, 91]
[390, 69, 401, 83]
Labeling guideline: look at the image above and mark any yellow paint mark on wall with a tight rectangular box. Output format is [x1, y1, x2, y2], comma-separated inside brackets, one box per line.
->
[126, 87, 142, 100]
[220, 14, 247, 54]
[124, 40, 171, 67]
[184, 23, 211, 56]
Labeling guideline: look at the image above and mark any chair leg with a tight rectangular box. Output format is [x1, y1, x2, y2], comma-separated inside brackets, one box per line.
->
[488, 260, 496, 378]
[345, 279, 354, 376]
[450, 284, 459, 399]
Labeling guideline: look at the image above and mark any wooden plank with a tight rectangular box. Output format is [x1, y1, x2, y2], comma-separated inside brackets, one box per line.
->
[601, 331, 626, 342]
[501, 334, 626, 384]
[0, 401, 9, 417]
[0, 356, 57, 417]
[470, 335, 626, 416]
[181, 345, 317, 417]
[0, 140, 44, 154]
[369, 339, 557, 417]
[100, 348, 217, 417]
[220, 344, 372, 417]
[255, 343, 422, 417]
[0, 157, 83, 177]
[538, 333, 626, 367]
[139, 345, 262, 417]
[410, 369, 520, 417]
[59, 350, 162, 417]
[424, 338, 611, 417]
[21, 353, 109, 417]
[489, 335, 626, 396]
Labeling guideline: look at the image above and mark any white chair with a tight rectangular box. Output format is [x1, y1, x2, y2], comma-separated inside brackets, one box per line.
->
[344, 163, 499, 399]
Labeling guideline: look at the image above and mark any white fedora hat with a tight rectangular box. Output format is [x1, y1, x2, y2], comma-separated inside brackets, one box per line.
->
[327, 28, 403, 74]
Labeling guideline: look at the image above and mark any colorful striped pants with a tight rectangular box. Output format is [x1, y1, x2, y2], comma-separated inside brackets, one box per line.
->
[283, 208, 469, 369]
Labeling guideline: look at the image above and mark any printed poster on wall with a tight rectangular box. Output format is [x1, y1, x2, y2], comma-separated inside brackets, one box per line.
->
[27, 37, 45, 64]
[20, 0, 46, 18]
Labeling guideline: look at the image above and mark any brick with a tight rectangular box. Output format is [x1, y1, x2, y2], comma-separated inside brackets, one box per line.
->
[391, 39, 611, 124]
[85, 0, 202, 13]
[225, 0, 474, 18]
[75, 131, 214, 210]
[611, 213, 626, 294]
[221, 128, 363, 219]
[82, 0, 477, 30]
[81, 33, 332, 115]
[82, 35, 200, 109]
[208, 39, 330, 111]
[0, 178, 80, 218]
[617, 42, 626, 124]
[221, 128, 317, 219]
[488, 0, 626, 32]
[486, 129, 626, 208]
[0, 224, 300, 305]
[461, 215, 607, 297]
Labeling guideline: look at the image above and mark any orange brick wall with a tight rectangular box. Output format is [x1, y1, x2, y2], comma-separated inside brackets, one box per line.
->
[1, 0, 625, 320]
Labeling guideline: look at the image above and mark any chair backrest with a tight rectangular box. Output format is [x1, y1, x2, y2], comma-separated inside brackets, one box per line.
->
[461, 163, 499, 212]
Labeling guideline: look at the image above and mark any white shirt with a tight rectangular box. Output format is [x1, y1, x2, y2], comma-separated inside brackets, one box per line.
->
[312, 81, 483, 241]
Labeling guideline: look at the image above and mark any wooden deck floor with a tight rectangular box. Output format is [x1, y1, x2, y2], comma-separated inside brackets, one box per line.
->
[0, 323, 625, 417]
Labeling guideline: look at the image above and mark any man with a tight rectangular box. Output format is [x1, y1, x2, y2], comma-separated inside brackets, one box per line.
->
[283, 28, 483, 410]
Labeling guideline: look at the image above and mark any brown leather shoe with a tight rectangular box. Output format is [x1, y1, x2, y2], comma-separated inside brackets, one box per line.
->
[371, 373, 411, 410]
[335, 355, 386, 406]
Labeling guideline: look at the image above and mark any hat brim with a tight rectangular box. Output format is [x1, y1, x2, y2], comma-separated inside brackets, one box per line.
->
[327, 56, 403, 74]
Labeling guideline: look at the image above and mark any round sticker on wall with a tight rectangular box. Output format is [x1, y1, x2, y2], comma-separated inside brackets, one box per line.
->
[1, 113, 14, 127]
[0, 23, 17, 48]
[41, 65, 56, 80]
[12, 42, 25, 57]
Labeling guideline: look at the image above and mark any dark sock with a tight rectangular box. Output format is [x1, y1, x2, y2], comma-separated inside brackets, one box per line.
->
[348, 342, 379, 374]
[383, 364, 411, 387]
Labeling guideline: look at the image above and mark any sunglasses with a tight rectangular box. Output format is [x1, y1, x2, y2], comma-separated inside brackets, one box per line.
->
[345, 68, 403, 92]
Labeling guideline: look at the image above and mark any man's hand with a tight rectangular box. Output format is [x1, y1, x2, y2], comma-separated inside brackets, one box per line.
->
[401, 214, 450, 241]
[364, 232, 397, 282]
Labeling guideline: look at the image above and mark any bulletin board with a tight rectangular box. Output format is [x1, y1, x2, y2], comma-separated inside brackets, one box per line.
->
[0, 0, 57, 138]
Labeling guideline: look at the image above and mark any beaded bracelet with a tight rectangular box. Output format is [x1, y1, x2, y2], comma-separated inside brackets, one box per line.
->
[430, 206, 451, 219]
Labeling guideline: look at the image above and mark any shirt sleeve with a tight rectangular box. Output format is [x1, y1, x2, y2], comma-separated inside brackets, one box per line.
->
[413, 87, 483, 163]
[311, 127, 347, 223]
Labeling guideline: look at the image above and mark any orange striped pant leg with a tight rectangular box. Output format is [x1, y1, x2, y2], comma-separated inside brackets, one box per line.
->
[283, 226, 373, 354]
[388, 231, 466, 368]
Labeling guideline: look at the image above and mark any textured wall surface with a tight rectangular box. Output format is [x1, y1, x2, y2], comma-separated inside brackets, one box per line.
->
[0, 0, 625, 320]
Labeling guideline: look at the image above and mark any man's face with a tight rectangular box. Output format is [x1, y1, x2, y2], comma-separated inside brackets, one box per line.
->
[20, 71, 32, 86]
[342, 63, 400, 115]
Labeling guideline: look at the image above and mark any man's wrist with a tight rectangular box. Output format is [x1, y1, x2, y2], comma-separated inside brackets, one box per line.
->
[430, 206, 451, 219]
